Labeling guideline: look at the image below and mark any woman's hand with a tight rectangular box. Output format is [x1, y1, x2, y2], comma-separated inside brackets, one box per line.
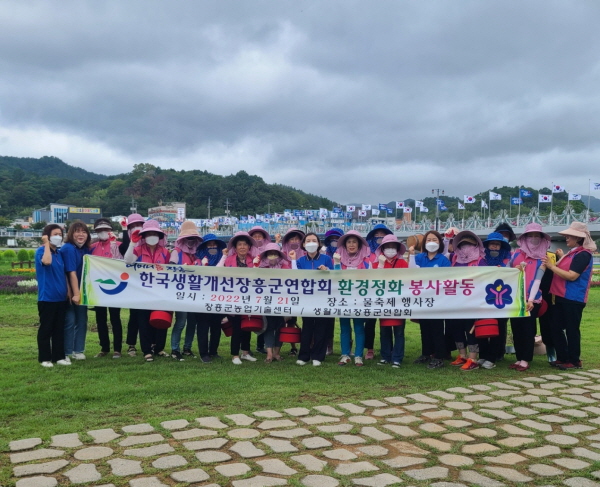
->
[541, 255, 554, 269]
[131, 229, 141, 243]
[222, 248, 228, 256]
[201, 257, 208, 266]
[288, 250, 296, 261]
[555, 248, 564, 259]
[317, 265, 329, 270]
[526, 300, 534, 312]
[378, 254, 387, 266]
[41, 235, 49, 245]
[253, 256, 261, 265]
[333, 252, 341, 265]
[408, 246, 415, 255]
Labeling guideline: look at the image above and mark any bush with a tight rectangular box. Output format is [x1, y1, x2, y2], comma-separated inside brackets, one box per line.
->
[28, 249, 35, 260]
[17, 249, 29, 262]
[3, 249, 17, 261]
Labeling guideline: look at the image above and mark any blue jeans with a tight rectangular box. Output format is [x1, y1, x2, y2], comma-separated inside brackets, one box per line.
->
[64, 303, 88, 355]
[171, 312, 196, 352]
[340, 318, 365, 358]
[380, 324, 405, 363]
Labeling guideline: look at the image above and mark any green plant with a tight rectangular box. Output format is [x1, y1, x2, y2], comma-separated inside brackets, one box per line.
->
[16, 249, 29, 262]
[2, 249, 16, 261]
[27, 249, 35, 260]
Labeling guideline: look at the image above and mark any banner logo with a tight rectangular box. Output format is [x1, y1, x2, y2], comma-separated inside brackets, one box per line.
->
[96, 273, 130, 295]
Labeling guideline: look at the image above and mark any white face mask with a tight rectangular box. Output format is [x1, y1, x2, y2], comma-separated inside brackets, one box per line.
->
[97, 231, 109, 241]
[383, 248, 397, 258]
[50, 235, 63, 247]
[425, 242, 439, 253]
[489, 250, 500, 258]
[330, 241, 338, 248]
[207, 247, 218, 255]
[304, 242, 319, 253]
[145, 236, 159, 246]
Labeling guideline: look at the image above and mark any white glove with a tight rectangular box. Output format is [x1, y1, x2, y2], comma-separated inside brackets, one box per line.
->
[333, 252, 341, 264]
[378, 254, 387, 265]
[253, 256, 261, 265]
[201, 257, 208, 266]
[320, 245, 327, 254]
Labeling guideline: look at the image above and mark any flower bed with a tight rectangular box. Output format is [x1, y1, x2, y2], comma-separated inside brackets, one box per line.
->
[591, 271, 600, 288]
[0, 275, 38, 294]
[11, 268, 36, 274]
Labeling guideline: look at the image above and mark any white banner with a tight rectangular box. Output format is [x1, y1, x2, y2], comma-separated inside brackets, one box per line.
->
[81, 256, 526, 319]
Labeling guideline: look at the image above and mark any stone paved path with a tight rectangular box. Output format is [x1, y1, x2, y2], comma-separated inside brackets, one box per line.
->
[7, 370, 600, 486]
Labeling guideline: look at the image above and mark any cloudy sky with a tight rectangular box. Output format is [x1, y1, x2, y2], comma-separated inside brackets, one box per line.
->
[1, 1, 600, 204]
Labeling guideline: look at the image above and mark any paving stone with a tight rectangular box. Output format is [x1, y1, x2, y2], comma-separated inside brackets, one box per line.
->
[540, 374, 564, 380]
[584, 406, 600, 415]
[301, 415, 340, 425]
[160, 419, 188, 430]
[226, 413, 257, 425]
[122, 423, 154, 433]
[439, 454, 474, 466]
[458, 470, 505, 487]
[430, 483, 468, 487]
[562, 408, 589, 417]
[387, 415, 422, 424]
[418, 438, 452, 452]
[118, 434, 165, 447]
[333, 434, 366, 445]
[471, 384, 493, 391]
[195, 450, 232, 463]
[468, 428, 497, 438]
[553, 457, 591, 469]
[407, 393, 439, 403]
[360, 426, 393, 441]
[348, 415, 378, 424]
[383, 396, 408, 404]
[256, 458, 297, 475]
[477, 409, 516, 420]
[532, 402, 562, 410]
[462, 411, 495, 424]
[183, 438, 228, 450]
[443, 420, 472, 428]
[447, 387, 473, 393]
[253, 410, 284, 418]
[497, 437, 535, 447]
[388, 440, 429, 455]
[404, 466, 448, 481]
[490, 382, 521, 390]
[572, 447, 600, 461]
[215, 462, 252, 477]
[314, 405, 345, 416]
[483, 453, 527, 465]
[322, 448, 357, 460]
[50, 433, 82, 448]
[445, 401, 473, 410]
[479, 400, 512, 409]
[284, 407, 311, 416]
[546, 433, 579, 445]
[518, 419, 553, 432]
[107, 458, 143, 476]
[563, 424, 596, 433]
[15, 476, 57, 487]
[442, 432, 475, 442]
[357, 445, 389, 457]
[171, 428, 218, 440]
[538, 414, 570, 423]
[511, 394, 540, 403]
[498, 424, 535, 436]
[422, 409, 454, 419]
[338, 402, 367, 413]
[521, 445, 562, 457]
[352, 473, 403, 486]
[302, 437, 333, 449]
[371, 407, 405, 417]
[228, 428, 261, 439]
[335, 461, 379, 475]
[152, 454, 187, 469]
[563, 394, 597, 404]
[587, 433, 600, 441]
[317, 424, 354, 433]
[511, 406, 538, 415]
[563, 479, 600, 487]
[271, 427, 313, 438]
[463, 394, 493, 402]
[428, 391, 456, 400]
[261, 437, 298, 452]
[521, 376, 547, 383]
[123, 444, 174, 457]
[64, 464, 102, 483]
[506, 380, 536, 388]
[10, 449, 65, 464]
[527, 388, 554, 396]
[232, 476, 288, 487]
[382, 455, 427, 467]
[420, 423, 446, 433]
[527, 464, 564, 476]
[462, 443, 499, 454]
[129, 478, 168, 487]
[74, 446, 114, 460]
[547, 396, 580, 406]
[13, 459, 70, 477]
[257, 419, 297, 430]
[9, 437, 43, 451]
[404, 402, 438, 411]
[490, 390, 522, 397]
[170, 468, 210, 483]
[540, 382, 566, 389]
[195, 416, 229, 428]
[361, 399, 387, 407]
[88, 428, 121, 443]
[483, 466, 532, 482]
[229, 441, 265, 458]
[291, 454, 327, 471]
[383, 424, 419, 437]
[302, 475, 339, 487]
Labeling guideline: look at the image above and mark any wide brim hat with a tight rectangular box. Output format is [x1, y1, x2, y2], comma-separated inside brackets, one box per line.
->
[93, 219, 113, 231]
[453, 231, 483, 249]
[139, 219, 165, 237]
[376, 234, 407, 257]
[199, 234, 226, 250]
[176, 221, 202, 241]
[558, 222, 588, 239]
[519, 222, 551, 241]
[259, 242, 285, 259]
[127, 213, 145, 227]
[366, 224, 393, 241]
[494, 222, 517, 242]
[483, 232, 511, 252]
[283, 227, 305, 242]
[227, 231, 256, 252]
[249, 226, 270, 241]
[338, 230, 369, 250]
[324, 227, 344, 244]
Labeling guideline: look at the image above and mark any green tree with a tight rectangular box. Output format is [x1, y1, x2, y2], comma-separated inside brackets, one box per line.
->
[3, 249, 17, 261]
[17, 249, 29, 262]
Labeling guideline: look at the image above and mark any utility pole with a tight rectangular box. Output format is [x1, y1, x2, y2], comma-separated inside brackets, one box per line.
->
[431, 188, 444, 232]
[130, 197, 137, 214]
[225, 198, 231, 217]
[207, 197, 211, 219]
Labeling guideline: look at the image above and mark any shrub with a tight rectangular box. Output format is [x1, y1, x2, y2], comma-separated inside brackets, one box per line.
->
[17, 249, 29, 262]
[3, 249, 17, 261]
[28, 249, 35, 260]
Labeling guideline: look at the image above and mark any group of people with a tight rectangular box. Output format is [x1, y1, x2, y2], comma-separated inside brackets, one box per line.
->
[35, 214, 596, 373]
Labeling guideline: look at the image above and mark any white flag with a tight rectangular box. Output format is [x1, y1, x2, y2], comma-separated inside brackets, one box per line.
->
[319, 208, 328, 219]
[568, 193, 582, 201]
[552, 184, 565, 193]
[371, 208, 380, 216]
[396, 201, 405, 209]
[420, 206, 429, 213]
[539, 194, 552, 203]
[358, 210, 367, 217]
[591, 182, 600, 192]
[489, 191, 502, 200]
[464, 195, 476, 204]
[414, 200, 424, 208]
[346, 205, 356, 211]
[481, 200, 488, 209]
[458, 202, 465, 210]
[362, 204, 372, 211]
[403, 207, 412, 213]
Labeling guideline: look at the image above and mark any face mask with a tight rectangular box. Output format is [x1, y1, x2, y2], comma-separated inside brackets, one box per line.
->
[50, 236, 62, 247]
[489, 250, 500, 258]
[304, 242, 319, 253]
[207, 247, 218, 255]
[330, 241, 338, 248]
[97, 231, 109, 241]
[383, 248, 397, 258]
[145, 236, 159, 246]
[528, 236, 541, 246]
[267, 254, 279, 261]
[290, 242, 300, 250]
[425, 242, 439, 252]
[376, 237, 383, 244]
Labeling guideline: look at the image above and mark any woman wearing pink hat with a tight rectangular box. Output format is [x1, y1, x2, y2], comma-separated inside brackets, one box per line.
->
[248, 226, 272, 354]
[124, 219, 171, 362]
[544, 222, 597, 370]
[508, 223, 550, 372]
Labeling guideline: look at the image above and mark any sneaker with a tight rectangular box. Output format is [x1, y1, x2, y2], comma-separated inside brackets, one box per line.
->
[377, 360, 390, 366]
[558, 362, 578, 370]
[210, 353, 222, 359]
[296, 360, 307, 366]
[312, 360, 322, 367]
[355, 357, 364, 367]
[112, 352, 122, 359]
[289, 348, 298, 356]
[550, 360, 566, 368]
[391, 362, 401, 368]
[171, 350, 184, 361]
[72, 353, 86, 360]
[182, 349, 195, 358]
[427, 359, 444, 369]
[481, 360, 496, 369]
[127, 346, 137, 357]
[450, 356, 468, 366]
[255, 348, 267, 355]
[57, 359, 71, 366]
[338, 355, 351, 366]
[201, 356, 212, 363]
[241, 353, 257, 362]
[232, 357, 242, 365]
[365, 349, 375, 360]
[461, 358, 479, 371]
[477, 358, 486, 365]
[94, 351, 108, 358]
[41, 361, 53, 368]
[63, 356, 71, 364]
[413, 354, 430, 364]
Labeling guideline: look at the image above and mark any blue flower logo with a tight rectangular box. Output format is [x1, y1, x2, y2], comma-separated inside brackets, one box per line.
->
[485, 279, 513, 309]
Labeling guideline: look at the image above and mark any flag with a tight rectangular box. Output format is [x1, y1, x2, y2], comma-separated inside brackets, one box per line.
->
[436, 199, 445, 206]
[511, 197, 522, 205]
[358, 210, 367, 217]
[458, 202, 465, 210]
[439, 205, 448, 212]
[591, 182, 600, 192]
[539, 194, 552, 203]
[420, 206, 429, 213]
[255, 214, 263, 222]
[464, 195, 476, 204]
[395, 201, 404, 209]
[319, 208, 328, 219]
[371, 208, 381, 216]
[378, 203, 388, 210]
[481, 200, 488, 209]
[552, 184, 565, 193]
[386, 208, 394, 215]
[568, 193, 582, 201]
[284, 210, 292, 217]
[362, 204, 372, 211]
[306, 210, 314, 216]
[403, 207, 412, 213]
[345, 212, 353, 218]
[330, 212, 339, 218]
[520, 189, 532, 198]
[415, 200, 424, 208]
[346, 205, 356, 211]
[489, 191, 502, 200]
[333, 207, 341, 213]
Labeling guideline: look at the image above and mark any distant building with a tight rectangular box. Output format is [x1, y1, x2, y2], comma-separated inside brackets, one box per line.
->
[148, 202, 186, 223]
[33, 203, 102, 225]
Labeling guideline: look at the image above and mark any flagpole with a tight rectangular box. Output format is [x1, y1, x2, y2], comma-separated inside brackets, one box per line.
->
[488, 194, 491, 228]
[550, 182, 554, 222]
[587, 179, 592, 223]
[517, 186, 521, 227]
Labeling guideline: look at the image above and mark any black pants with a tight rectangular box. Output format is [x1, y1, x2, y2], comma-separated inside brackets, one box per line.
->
[478, 318, 507, 363]
[552, 298, 585, 365]
[364, 318, 376, 349]
[95, 307, 123, 353]
[126, 309, 139, 347]
[37, 301, 67, 363]
[229, 315, 251, 356]
[298, 317, 329, 362]
[495, 318, 507, 359]
[538, 297, 555, 350]
[136, 309, 167, 356]
[448, 319, 477, 351]
[419, 319, 446, 359]
[197, 312, 222, 357]
[511, 303, 540, 362]
[256, 330, 265, 350]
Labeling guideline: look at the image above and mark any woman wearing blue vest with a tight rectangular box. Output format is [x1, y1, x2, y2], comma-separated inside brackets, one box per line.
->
[544, 222, 596, 370]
